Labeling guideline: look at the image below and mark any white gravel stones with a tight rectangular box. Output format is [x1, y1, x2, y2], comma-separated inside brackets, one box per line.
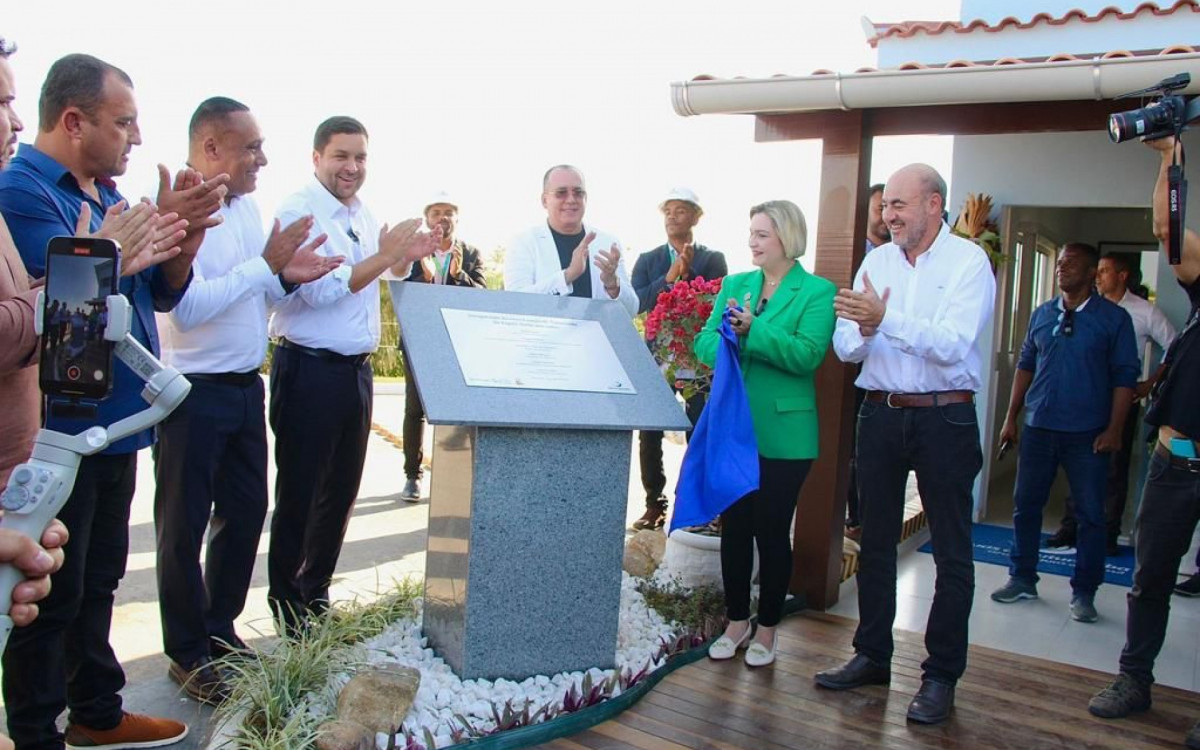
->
[306, 574, 681, 749]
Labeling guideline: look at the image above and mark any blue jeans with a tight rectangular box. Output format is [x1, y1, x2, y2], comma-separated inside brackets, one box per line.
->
[1010, 425, 1108, 595]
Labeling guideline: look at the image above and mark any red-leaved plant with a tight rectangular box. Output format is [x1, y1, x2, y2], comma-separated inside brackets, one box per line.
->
[643, 276, 722, 401]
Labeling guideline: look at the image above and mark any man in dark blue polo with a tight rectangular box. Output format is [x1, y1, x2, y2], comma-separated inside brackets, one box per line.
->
[991, 242, 1139, 624]
[0, 53, 226, 750]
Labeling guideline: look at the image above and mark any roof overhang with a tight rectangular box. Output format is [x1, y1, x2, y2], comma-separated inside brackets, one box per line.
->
[671, 52, 1200, 117]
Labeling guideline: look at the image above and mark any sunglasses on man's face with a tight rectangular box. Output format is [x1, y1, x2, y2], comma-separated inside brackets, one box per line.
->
[1053, 307, 1075, 337]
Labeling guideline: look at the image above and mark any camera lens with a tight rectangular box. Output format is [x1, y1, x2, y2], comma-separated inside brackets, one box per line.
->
[1107, 114, 1131, 143]
[1108, 100, 1176, 143]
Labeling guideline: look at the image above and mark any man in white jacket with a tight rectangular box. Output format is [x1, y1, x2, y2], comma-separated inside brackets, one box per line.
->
[504, 164, 637, 316]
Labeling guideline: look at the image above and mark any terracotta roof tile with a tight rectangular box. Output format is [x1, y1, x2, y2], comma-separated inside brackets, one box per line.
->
[867, 0, 1197, 47]
[688, 45, 1197, 82]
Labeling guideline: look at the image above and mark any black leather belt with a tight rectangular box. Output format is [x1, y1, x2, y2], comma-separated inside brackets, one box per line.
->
[187, 370, 261, 387]
[865, 390, 975, 408]
[1154, 442, 1200, 474]
[277, 338, 370, 367]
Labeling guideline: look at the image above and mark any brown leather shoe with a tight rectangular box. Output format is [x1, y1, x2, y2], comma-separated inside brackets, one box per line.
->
[168, 657, 231, 706]
[65, 711, 188, 749]
[631, 498, 667, 531]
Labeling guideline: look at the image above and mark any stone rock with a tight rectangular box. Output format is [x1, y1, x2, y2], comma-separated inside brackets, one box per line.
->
[337, 664, 421, 734]
[623, 530, 667, 578]
[315, 720, 374, 750]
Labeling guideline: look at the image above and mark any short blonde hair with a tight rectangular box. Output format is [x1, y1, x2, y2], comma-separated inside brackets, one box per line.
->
[750, 200, 807, 260]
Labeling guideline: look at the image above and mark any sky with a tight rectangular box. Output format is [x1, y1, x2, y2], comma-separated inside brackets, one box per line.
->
[5, 0, 960, 275]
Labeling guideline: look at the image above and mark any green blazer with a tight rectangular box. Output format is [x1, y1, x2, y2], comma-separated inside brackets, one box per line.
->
[693, 263, 836, 459]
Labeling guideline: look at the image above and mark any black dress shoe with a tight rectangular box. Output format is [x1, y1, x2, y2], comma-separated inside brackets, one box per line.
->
[814, 654, 891, 690]
[211, 634, 256, 662]
[907, 679, 955, 724]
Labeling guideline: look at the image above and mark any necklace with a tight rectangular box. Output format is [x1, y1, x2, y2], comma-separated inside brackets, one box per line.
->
[764, 262, 794, 288]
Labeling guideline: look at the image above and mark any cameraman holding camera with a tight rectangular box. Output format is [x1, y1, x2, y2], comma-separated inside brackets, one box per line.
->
[1088, 134, 1200, 747]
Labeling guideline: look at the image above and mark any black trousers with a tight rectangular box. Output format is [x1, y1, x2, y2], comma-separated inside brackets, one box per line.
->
[1058, 402, 1142, 542]
[853, 400, 982, 684]
[267, 346, 372, 630]
[1119, 450, 1200, 685]
[152, 377, 268, 665]
[846, 386, 866, 527]
[637, 392, 705, 503]
[720, 456, 812, 628]
[401, 343, 424, 480]
[3, 452, 136, 749]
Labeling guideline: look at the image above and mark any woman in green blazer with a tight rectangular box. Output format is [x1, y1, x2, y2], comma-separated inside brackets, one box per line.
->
[694, 200, 836, 667]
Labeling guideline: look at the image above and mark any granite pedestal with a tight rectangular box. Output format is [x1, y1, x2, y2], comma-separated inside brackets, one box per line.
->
[391, 283, 690, 680]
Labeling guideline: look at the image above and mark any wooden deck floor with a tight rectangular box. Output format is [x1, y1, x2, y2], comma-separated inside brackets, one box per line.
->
[537, 612, 1198, 750]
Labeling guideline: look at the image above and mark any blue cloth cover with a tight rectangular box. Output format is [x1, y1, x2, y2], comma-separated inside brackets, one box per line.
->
[670, 310, 760, 531]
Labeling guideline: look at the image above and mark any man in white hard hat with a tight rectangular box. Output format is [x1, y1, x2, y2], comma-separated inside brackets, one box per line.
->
[630, 187, 727, 530]
[398, 191, 487, 501]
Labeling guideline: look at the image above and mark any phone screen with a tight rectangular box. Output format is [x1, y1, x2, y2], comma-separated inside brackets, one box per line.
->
[40, 237, 120, 400]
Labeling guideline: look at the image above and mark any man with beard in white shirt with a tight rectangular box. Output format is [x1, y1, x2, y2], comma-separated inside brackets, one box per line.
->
[267, 116, 438, 634]
[816, 163, 996, 726]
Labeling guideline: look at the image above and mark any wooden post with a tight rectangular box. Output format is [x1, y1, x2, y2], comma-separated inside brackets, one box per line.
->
[758, 111, 871, 610]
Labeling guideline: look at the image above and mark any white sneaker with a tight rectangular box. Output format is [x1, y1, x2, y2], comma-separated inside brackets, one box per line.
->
[745, 633, 778, 667]
[708, 623, 752, 660]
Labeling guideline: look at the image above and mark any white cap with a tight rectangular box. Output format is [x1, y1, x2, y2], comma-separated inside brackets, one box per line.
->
[659, 187, 702, 214]
[423, 190, 458, 213]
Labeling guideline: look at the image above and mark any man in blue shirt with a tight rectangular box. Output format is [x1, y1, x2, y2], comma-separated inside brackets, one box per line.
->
[0, 53, 227, 750]
[991, 242, 1139, 624]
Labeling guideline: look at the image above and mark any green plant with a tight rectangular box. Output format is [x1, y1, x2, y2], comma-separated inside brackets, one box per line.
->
[635, 575, 726, 642]
[215, 579, 421, 749]
[376, 281, 406, 378]
[483, 246, 505, 290]
[951, 193, 1007, 270]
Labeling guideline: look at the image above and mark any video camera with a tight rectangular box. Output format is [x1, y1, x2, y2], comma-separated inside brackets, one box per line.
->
[1109, 73, 1199, 265]
[1108, 73, 1200, 144]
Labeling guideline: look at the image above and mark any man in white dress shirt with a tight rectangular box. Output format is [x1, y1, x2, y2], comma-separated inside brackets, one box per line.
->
[154, 98, 343, 703]
[267, 116, 437, 634]
[1044, 252, 1178, 554]
[814, 164, 996, 725]
[503, 164, 637, 316]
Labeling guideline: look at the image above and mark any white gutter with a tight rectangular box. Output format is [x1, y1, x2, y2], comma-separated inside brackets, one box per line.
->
[671, 53, 1200, 116]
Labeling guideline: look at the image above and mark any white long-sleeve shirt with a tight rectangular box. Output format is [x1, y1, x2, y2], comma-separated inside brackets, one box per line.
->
[268, 175, 383, 356]
[158, 195, 286, 374]
[1116, 289, 1177, 372]
[833, 223, 996, 393]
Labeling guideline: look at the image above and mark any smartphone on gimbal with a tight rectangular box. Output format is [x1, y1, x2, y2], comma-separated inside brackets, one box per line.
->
[39, 236, 120, 400]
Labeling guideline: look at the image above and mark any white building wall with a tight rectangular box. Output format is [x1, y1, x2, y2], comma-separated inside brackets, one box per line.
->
[951, 129, 1195, 328]
[950, 128, 1197, 513]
